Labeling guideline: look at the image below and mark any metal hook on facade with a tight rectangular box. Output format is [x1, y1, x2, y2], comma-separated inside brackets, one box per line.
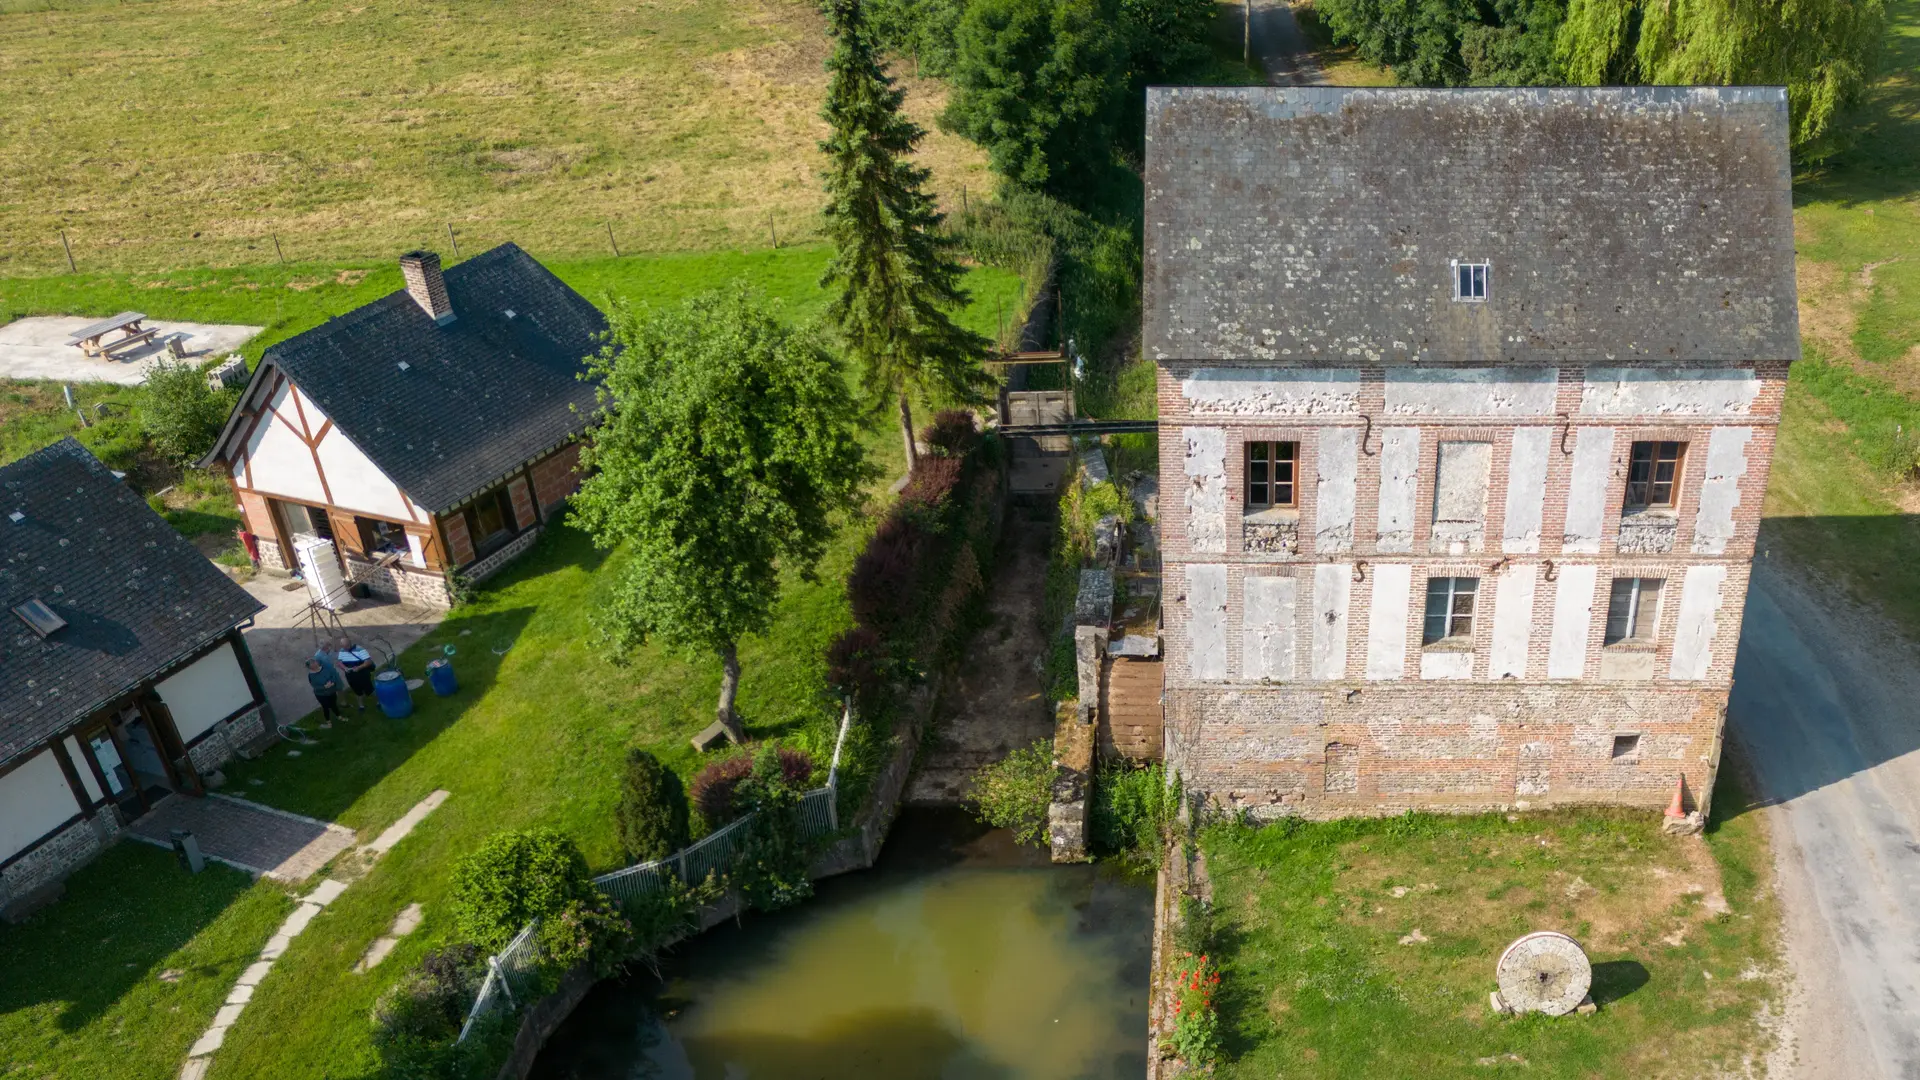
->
[1558, 412, 1575, 456]
[1352, 560, 1368, 583]
[1360, 413, 1376, 456]
[1543, 559, 1559, 582]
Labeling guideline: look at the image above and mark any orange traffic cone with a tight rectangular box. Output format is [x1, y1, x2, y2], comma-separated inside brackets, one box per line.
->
[1664, 774, 1688, 819]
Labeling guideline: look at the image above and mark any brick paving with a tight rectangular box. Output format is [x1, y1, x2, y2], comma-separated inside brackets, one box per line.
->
[125, 794, 355, 882]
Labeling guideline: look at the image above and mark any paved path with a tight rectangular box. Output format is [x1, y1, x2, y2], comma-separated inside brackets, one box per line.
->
[124, 793, 355, 881]
[241, 577, 444, 727]
[1244, 0, 1322, 86]
[1727, 562, 1920, 1080]
[0, 316, 260, 385]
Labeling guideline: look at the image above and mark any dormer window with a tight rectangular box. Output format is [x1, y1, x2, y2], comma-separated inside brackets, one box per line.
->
[1452, 260, 1489, 302]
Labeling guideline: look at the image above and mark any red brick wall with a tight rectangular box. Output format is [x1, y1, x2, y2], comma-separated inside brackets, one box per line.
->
[530, 442, 583, 515]
[1155, 360, 1786, 819]
[442, 511, 475, 566]
[507, 476, 536, 530]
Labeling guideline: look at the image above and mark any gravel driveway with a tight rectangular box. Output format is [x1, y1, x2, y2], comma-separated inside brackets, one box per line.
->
[1728, 561, 1920, 1080]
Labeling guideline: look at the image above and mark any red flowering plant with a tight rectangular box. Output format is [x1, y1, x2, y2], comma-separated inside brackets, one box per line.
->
[1164, 952, 1223, 1066]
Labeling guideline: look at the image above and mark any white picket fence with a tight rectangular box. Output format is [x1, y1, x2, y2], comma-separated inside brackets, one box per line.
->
[456, 707, 854, 1043]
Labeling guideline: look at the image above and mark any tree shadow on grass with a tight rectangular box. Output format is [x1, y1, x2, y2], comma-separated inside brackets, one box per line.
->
[0, 842, 257, 1032]
[1589, 959, 1651, 1007]
[1795, 3, 1920, 207]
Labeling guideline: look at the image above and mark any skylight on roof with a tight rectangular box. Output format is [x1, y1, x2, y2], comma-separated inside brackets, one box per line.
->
[13, 598, 67, 639]
[6, 510, 21, 524]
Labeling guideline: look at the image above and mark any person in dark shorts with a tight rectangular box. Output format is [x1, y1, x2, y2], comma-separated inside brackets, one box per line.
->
[336, 635, 376, 712]
[307, 657, 342, 725]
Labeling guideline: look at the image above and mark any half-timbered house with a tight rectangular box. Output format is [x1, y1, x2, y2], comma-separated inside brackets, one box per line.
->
[200, 245, 606, 607]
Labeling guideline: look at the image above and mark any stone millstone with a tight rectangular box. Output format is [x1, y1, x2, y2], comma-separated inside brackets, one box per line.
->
[1495, 931, 1592, 1016]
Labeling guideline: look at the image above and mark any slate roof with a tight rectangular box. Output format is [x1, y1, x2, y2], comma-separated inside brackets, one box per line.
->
[1143, 86, 1799, 366]
[225, 243, 607, 513]
[0, 439, 264, 767]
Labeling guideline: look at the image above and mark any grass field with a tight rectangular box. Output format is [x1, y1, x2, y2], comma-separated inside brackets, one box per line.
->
[0, 0, 993, 274]
[1201, 771, 1778, 1078]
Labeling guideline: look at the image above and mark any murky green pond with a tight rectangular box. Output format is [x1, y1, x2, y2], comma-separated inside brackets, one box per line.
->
[531, 810, 1153, 1080]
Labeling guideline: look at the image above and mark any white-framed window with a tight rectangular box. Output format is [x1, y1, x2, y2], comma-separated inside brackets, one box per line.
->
[1452, 260, 1489, 302]
[1422, 576, 1479, 644]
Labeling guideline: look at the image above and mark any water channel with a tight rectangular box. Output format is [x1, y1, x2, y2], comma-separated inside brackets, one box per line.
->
[530, 809, 1154, 1079]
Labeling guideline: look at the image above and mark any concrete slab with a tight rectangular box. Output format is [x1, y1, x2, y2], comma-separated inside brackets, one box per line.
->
[239, 577, 443, 728]
[0, 316, 261, 386]
[305, 878, 349, 907]
[366, 789, 449, 854]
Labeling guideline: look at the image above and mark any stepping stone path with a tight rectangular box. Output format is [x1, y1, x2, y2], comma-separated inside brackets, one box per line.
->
[355, 903, 425, 973]
[177, 790, 450, 1080]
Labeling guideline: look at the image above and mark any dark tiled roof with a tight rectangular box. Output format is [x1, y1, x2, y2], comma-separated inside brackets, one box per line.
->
[0, 440, 263, 766]
[1144, 86, 1800, 366]
[258, 243, 606, 513]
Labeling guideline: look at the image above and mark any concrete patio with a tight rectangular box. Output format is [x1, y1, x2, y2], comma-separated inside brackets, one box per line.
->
[0, 315, 261, 385]
[239, 577, 445, 728]
[124, 793, 355, 881]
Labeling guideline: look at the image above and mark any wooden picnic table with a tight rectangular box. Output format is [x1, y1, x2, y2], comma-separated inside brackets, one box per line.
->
[66, 312, 158, 358]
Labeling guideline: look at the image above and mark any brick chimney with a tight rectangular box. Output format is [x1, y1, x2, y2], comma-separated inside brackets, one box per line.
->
[399, 250, 455, 325]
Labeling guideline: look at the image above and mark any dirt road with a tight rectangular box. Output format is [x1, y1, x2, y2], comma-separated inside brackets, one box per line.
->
[1728, 561, 1920, 1080]
[1243, 0, 1322, 85]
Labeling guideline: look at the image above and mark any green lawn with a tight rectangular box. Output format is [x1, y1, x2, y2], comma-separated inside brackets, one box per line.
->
[0, 0, 992, 273]
[1199, 770, 1778, 1078]
[0, 844, 293, 1080]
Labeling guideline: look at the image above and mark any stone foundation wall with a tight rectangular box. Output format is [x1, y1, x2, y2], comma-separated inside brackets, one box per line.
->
[345, 557, 455, 608]
[257, 537, 287, 573]
[0, 811, 122, 915]
[1168, 681, 1723, 819]
[186, 705, 271, 775]
[464, 526, 543, 584]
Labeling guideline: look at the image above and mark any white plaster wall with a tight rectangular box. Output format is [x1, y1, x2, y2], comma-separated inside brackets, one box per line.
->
[1548, 564, 1600, 679]
[1376, 428, 1420, 552]
[1316, 427, 1358, 553]
[1187, 564, 1230, 681]
[155, 641, 254, 743]
[1242, 575, 1298, 681]
[315, 424, 416, 521]
[0, 750, 79, 864]
[1420, 650, 1475, 679]
[1182, 369, 1361, 416]
[1183, 427, 1227, 555]
[1432, 440, 1492, 551]
[1580, 367, 1760, 416]
[1670, 565, 1728, 680]
[1691, 426, 1752, 555]
[1562, 427, 1615, 554]
[1384, 367, 1558, 416]
[1312, 564, 1351, 680]
[1502, 427, 1552, 554]
[62, 736, 102, 803]
[1365, 562, 1412, 680]
[1489, 564, 1537, 679]
[244, 382, 328, 505]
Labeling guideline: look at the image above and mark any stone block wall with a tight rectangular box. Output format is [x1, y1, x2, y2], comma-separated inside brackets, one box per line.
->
[1156, 361, 1784, 819]
[345, 556, 455, 608]
[0, 811, 121, 915]
[185, 705, 271, 775]
[465, 525, 543, 584]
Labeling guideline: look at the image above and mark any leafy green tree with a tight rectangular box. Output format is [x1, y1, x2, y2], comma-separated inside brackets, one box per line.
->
[448, 829, 597, 952]
[614, 748, 691, 862]
[140, 358, 233, 465]
[572, 288, 873, 744]
[941, 0, 1130, 194]
[820, 0, 993, 472]
[966, 737, 1055, 846]
[1559, 0, 1887, 156]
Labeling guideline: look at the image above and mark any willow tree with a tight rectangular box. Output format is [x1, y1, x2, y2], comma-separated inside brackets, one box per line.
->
[572, 288, 873, 745]
[1559, 0, 1886, 155]
[820, 0, 993, 471]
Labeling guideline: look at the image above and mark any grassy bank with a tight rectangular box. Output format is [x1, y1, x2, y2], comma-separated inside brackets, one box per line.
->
[0, 0, 992, 273]
[1198, 770, 1778, 1077]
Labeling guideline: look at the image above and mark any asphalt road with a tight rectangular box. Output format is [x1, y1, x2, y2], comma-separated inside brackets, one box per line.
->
[1729, 562, 1920, 1080]
[1241, 0, 1322, 86]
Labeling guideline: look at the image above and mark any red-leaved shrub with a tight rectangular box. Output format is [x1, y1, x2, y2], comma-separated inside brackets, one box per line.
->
[827, 625, 887, 713]
[691, 748, 816, 827]
[922, 410, 979, 459]
[847, 513, 929, 632]
[900, 455, 963, 509]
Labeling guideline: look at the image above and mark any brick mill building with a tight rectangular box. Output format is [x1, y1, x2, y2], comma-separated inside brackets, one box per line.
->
[201, 245, 605, 606]
[1145, 87, 1795, 819]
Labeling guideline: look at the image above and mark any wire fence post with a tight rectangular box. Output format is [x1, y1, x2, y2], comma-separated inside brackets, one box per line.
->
[60, 230, 75, 274]
[272, 234, 285, 265]
[604, 221, 619, 258]
[447, 223, 460, 259]
[960, 184, 968, 217]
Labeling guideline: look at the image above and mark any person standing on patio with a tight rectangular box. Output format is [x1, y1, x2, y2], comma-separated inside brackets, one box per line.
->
[306, 657, 343, 726]
[336, 635, 375, 713]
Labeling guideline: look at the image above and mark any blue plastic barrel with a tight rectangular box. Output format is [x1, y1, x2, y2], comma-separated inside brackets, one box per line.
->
[374, 670, 412, 718]
[426, 658, 457, 697]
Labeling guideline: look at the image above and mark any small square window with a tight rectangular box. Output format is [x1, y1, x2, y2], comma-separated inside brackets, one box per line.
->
[1625, 441, 1687, 510]
[1453, 261, 1489, 301]
[1604, 577, 1663, 645]
[1611, 733, 1642, 760]
[1422, 576, 1479, 645]
[1246, 441, 1298, 510]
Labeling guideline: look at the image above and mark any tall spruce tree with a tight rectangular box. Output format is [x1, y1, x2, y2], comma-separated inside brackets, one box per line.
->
[820, 0, 993, 471]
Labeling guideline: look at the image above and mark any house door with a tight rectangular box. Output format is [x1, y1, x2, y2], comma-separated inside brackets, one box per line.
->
[111, 706, 177, 807]
[83, 725, 147, 819]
